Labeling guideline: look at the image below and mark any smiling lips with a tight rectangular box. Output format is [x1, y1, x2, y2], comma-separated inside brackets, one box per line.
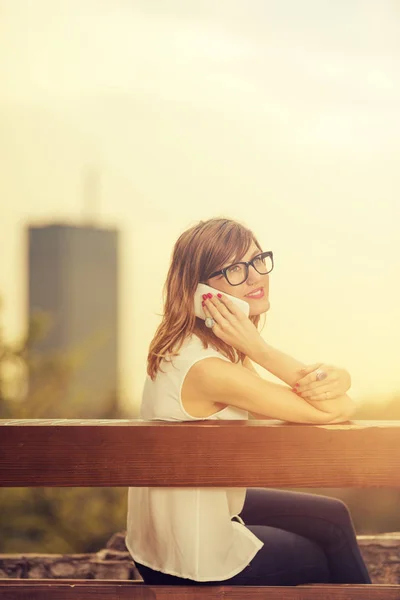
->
[245, 287, 265, 299]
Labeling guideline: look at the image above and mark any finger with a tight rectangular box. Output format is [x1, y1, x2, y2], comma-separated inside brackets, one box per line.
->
[305, 389, 336, 402]
[297, 374, 338, 394]
[295, 366, 331, 390]
[202, 296, 226, 326]
[298, 384, 334, 399]
[295, 369, 323, 387]
[217, 294, 248, 320]
[297, 363, 323, 376]
[203, 303, 211, 318]
[209, 294, 237, 323]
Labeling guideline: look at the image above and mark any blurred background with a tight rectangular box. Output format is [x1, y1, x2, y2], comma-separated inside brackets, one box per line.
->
[1, 0, 399, 553]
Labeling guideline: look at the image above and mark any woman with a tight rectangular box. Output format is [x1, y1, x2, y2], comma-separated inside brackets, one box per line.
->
[126, 218, 371, 586]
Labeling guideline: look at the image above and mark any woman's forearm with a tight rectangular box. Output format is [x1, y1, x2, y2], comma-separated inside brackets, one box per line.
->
[251, 342, 306, 387]
[250, 343, 353, 414]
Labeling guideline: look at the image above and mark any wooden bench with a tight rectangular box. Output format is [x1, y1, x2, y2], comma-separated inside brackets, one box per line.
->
[1, 418, 400, 599]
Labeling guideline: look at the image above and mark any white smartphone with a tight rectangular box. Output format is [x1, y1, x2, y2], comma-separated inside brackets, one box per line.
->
[194, 283, 250, 320]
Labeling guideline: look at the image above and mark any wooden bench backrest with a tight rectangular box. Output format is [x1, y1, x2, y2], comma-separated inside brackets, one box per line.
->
[1, 419, 400, 599]
[1, 419, 400, 487]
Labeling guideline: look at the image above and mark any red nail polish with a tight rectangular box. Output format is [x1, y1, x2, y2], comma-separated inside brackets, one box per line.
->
[207, 293, 212, 298]
[202, 294, 207, 300]
[217, 293, 222, 298]
[202, 301, 205, 307]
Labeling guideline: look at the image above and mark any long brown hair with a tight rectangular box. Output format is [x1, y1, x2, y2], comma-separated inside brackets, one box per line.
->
[147, 218, 262, 379]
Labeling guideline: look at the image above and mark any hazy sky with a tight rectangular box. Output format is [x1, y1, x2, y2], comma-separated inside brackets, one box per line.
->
[1, 0, 399, 409]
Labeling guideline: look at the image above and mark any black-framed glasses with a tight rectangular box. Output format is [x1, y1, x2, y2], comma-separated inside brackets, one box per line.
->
[207, 251, 274, 286]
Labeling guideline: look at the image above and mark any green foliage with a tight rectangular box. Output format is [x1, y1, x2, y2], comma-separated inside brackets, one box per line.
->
[0, 487, 127, 553]
[0, 298, 127, 553]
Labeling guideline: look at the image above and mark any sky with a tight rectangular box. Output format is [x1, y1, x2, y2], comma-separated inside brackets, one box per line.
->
[0, 0, 399, 410]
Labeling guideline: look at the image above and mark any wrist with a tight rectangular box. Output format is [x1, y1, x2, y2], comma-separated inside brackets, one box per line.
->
[249, 341, 274, 368]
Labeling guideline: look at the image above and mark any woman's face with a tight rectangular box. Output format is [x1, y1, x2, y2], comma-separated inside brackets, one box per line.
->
[206, 242, 270, 316]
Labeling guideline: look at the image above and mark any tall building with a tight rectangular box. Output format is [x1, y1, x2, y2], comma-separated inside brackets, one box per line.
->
[27, 223, 119, 417]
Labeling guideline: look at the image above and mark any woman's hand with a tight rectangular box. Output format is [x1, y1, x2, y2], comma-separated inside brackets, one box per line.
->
[293, 363, 352, 402]
[202, 293, 267, 360]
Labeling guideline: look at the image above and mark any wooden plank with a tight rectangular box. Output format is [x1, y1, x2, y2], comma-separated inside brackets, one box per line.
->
[1, 580, 400, 599]
[1, 420, 400, 488]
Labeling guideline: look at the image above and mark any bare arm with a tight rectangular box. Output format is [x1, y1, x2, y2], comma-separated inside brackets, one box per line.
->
[251, 344, 305, 387]
[184, 358, 356, 424]
[242, 356, 354, 419]
[243, 357, 274, 420]
[204, 294, 352, 410]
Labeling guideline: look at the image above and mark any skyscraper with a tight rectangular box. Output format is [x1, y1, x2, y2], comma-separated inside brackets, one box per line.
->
[27, 223, 119, 417]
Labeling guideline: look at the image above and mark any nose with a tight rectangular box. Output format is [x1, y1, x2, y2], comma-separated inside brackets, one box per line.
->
[246, 264, 263, 285]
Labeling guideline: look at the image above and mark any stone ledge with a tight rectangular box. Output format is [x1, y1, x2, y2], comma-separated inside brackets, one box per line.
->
[0, 535, 141, 581]
[0, 553, 140, 581]
[1, 532, 399, 584]
[356, 533, 400, 583]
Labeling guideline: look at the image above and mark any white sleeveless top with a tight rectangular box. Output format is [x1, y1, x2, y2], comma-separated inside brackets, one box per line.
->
[125, 334, 263, 582]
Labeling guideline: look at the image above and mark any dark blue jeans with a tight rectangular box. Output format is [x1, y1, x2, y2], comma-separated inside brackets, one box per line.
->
[135, 488, 372, 586]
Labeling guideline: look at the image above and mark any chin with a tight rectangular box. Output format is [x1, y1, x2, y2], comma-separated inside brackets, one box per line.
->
[249, 299, 270, 317]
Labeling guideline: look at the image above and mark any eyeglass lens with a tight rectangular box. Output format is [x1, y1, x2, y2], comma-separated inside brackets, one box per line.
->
[225, 253, 273, 285]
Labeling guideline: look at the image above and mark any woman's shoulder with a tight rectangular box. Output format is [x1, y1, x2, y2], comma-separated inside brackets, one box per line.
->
[150, 334, 229, 382]
[175, 334, 230, 363]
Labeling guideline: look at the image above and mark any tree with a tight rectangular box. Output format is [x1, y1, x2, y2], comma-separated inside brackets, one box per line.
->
[0, 297, 127, 553]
